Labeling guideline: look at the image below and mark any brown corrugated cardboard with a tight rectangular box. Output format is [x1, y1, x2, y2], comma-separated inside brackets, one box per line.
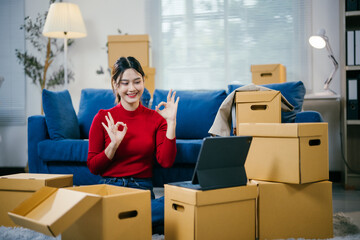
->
[235, 91, 281, 135]
[251, 64, 286, 85]
[238, 123, 329, 184]
[8, 184, 152, 240]
[0, 173, 73, 227]
[108, 34, 149, 68]
[252, 180, 333, 240]
[165, 184, 257, 240]
[62, 184, 152, 240]
[8, 186, 100, 236]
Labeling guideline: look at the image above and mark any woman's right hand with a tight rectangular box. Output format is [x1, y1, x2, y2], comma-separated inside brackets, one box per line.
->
[102, 112, 127, 159]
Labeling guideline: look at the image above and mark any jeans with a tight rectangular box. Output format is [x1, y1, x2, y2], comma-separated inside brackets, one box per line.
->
[99, 177, 164, 234]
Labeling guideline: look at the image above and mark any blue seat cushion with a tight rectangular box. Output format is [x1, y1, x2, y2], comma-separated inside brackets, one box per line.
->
[174, 139, 203, 164]
[78, 88, 151, 139]
[228, 81, 306, 123]
[42, 89, 80, 140]
[295, 111, 324, 123]
[152, 89, 227, 139]
[38, 139, 89, 162]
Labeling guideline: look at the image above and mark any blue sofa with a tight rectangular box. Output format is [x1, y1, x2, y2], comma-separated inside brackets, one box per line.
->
[28, 81, 323, 186]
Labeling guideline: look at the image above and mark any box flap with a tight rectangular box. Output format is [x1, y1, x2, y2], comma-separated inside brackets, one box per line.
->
[108, 34, 149, 43]
[238, 123, 328, 137]
[8, 186, 101, 237]
[165, 184, 257, 206]
[235, 91, 280, 103]
[65, 184, 147, 197]
[0, 173, 73, 191]
[251, 64, 281, 73]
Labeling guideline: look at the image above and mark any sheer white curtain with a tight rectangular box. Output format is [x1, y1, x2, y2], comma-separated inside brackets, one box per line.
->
[147, 0, 312, 91]
[0, 0, 26, 125]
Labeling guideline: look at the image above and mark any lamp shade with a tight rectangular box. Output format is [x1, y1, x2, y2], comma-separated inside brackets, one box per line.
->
[308, 28, 326, 49]
[309, 36, 326, 49]
[43, 2, 87, 39]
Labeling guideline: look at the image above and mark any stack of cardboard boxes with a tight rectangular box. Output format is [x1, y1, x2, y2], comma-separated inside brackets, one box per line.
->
[237, 123, 333, 240]
[165, 66, 333, 240]
[234, 68, 333, 239]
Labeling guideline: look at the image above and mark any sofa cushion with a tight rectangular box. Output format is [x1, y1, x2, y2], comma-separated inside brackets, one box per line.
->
[38, 139, 89, 162]
[152, 89, 227, 139]
[78, 88, 151, 139]
[42, 89, 80, 140]
[175, 139, 203, 164]
[228, 81, 306, 123]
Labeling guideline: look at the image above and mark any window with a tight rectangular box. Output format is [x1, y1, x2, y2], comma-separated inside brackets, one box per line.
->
[149, 0, 312, 90]
[0, 0, 26, 125]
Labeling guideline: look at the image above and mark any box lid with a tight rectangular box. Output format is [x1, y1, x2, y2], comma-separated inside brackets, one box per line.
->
[250, 64, 283, 73]
[165, 184, 257, 206]
[238, 123, 328, 137]
[0, 173, 73, 191]
[235, 90, 280, 103]
[8, 186, 101, 237]
[108, 34, 149, 43]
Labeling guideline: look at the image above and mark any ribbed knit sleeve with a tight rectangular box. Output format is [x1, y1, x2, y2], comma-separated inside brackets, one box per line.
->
[155, 116, 177, 168]
[87, 111, 112, 175]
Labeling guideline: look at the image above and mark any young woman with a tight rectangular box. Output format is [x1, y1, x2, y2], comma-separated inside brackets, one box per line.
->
[87, 56, 179, 233]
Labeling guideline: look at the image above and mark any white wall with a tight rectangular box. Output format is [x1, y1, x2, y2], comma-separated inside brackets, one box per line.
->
[0, 0, 341, 167]
[311, 0, 341, 95]
[0, 0, 148, 167]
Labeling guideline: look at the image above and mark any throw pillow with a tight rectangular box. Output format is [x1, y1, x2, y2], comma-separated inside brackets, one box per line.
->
[42, 89, 80, 140]
[77, 88, 152, 139]
[152, 89, 227, 139]
[78, 89, 116, 139]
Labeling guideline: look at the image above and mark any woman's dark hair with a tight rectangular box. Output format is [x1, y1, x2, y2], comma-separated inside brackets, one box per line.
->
[111, 56, 145, 103]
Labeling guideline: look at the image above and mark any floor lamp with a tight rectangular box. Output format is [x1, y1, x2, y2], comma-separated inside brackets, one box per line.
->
[42, 2, 87, 89]
[309, 29, 339, 96]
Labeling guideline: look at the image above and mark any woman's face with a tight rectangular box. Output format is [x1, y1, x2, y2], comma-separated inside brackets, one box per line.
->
[116, 68, 144, 110]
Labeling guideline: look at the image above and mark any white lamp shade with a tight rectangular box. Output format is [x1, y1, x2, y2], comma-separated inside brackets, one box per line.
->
[43, 2, 87, 39]
[309, 36, 326, 49]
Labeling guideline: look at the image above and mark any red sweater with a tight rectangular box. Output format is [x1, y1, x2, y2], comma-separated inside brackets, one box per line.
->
[87, 103, 176, 178]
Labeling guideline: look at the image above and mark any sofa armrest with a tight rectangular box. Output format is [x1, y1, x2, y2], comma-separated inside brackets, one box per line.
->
[28, 115, 50, 173]
[294, 111, 324, 123]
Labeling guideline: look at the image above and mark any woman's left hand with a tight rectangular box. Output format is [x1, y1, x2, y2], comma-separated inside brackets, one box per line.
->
[155, 89, 180, 123]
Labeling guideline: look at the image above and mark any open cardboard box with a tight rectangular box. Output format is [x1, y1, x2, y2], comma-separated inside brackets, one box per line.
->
[8, 184, 152, 240]
[238, 122, 329, 184]
[165, 183, 257, 240]
[251, 64, 286, 85]
[0, 173, 73, 227]
[235, 90, 281, 135]
[251, 180, 333, 240]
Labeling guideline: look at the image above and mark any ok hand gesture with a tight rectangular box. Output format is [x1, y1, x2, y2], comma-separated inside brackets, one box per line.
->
[102, 112, 127, 149]
[155, 89, 180, 123]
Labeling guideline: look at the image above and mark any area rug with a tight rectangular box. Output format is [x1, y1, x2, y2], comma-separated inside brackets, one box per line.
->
[0, 212, 359, 240]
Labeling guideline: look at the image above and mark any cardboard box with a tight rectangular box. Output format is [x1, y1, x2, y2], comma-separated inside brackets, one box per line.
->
[108, 34, 149, 68]
[235, 91, 281, 134]
[251, 64, 286, 85]
[252, 180, 333, 240]
[8, 184, 152, 240]
[238, 123, 329, 184]
[165, 184, 257, 240]
[0, 173, 73, 227]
